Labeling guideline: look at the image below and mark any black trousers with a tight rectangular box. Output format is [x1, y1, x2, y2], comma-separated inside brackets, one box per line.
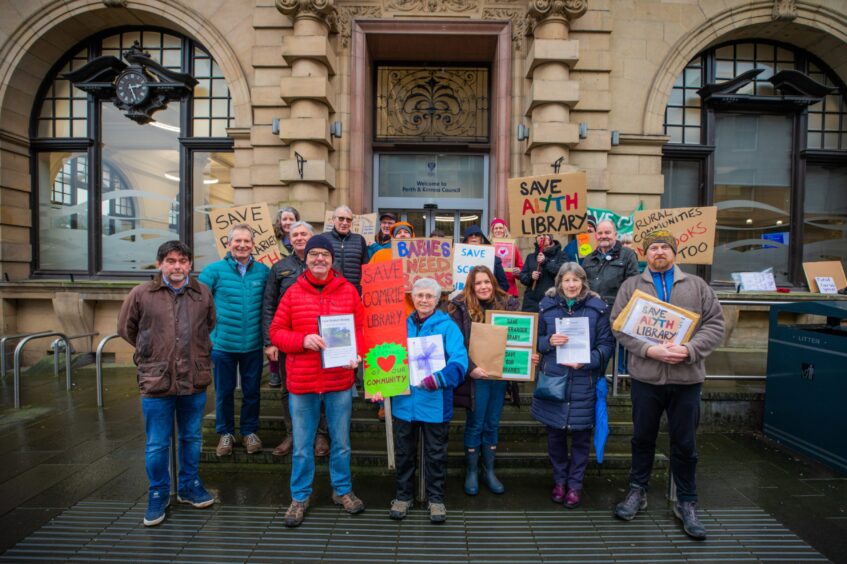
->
[393, 417, 449, 503]
[629, 379, 701, 502]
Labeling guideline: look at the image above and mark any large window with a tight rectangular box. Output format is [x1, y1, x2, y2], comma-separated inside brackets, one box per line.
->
[663, 40, 847, 286]
[31, 28, 235, 276]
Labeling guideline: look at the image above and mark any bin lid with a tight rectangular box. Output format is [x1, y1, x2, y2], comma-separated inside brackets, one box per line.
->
[770, 300, 847, 319]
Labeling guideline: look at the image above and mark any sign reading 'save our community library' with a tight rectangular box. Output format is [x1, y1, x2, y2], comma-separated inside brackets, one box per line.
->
[508, 172, 589, 237]
[210, 203, 280, 267]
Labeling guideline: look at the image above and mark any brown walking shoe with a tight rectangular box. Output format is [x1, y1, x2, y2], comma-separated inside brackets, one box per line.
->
[216, 433, 234, 457]
[272, 436, 293, 457]
[242, 433, 262, 454]
[284, 499, 309, 528]
[332, 492, 365, 514]
[314, 434, 329, 457]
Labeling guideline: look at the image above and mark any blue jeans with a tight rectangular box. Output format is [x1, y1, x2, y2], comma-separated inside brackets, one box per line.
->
[464, 379, 507, 448]
[289, 389, 353, 502]
[142, 392, 206, 495]
[212, 349, 263, 436]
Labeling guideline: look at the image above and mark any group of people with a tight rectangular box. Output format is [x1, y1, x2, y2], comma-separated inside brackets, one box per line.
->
[118, 204, 725, 542]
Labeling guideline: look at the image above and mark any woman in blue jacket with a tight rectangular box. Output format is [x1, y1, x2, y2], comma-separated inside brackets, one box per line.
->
[389, 277, 468, 524]
[532, 262, 614, 509]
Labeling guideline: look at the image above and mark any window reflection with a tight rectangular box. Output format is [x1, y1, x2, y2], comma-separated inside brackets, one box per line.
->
[804, 164, 847, 268]
[192, 151, 234, 270]
[39, 153, 89, 270]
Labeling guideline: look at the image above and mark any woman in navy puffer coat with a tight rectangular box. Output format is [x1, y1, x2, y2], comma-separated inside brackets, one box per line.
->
[532, 262, 614, 509]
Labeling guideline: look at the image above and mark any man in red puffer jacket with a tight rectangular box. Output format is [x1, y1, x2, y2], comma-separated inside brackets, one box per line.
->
[269, 235, 365, 528]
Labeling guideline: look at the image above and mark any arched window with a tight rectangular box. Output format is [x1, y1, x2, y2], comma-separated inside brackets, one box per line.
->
[662, 40, 847, 286]
[32, 28, 235, 276]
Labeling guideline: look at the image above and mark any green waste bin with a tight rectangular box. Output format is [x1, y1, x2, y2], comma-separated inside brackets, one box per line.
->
[764, 301, 847, 474]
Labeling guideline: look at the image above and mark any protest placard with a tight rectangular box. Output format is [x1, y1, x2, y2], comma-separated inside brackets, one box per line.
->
[487, 310, 538, 382]
[361, 259, 409, 398]
[508, 171, 588, 237]
[803, 260, 847, 292]
[453, 244, 496, 291]
[391, 238, 453, 291]
[210, 203, 281, 267]
[323, 211, 378, 245]
[493, 239, 516, 270]
[589, 203, 643, 235]
[576, 232, 595, 258]
[612, 289, 699, 346]
[632, 206, 717, 264]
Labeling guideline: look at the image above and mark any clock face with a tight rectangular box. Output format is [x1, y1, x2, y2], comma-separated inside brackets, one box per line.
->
[115, 70, 150, 105]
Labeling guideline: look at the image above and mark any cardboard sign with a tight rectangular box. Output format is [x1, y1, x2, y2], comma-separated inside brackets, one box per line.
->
[734, 271, 777, 292]
[803, 260, 847, 292]
[632, 206, 717, 265]
[361, 259, 410, 398]
[391, 238, 453, 291]
[612, 289, 699, 346]
[493, 239, 516, 270]
[577, 232, 596, 258]
[508, 172, 589, 237]
[210, 203, 281, 267]
[453, 244, 496, 291]
[487, 310, 538, 382]
[323, 211, 378, 245]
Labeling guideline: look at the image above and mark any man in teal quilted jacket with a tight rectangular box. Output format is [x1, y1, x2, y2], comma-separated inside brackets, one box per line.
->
[199, 223, 270, 457]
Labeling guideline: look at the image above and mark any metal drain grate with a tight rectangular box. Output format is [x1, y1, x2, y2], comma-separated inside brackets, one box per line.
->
[1, 501, 827, 563]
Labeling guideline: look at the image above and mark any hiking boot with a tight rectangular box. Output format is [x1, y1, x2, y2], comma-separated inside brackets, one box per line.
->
[216, 433, 234, 457]
[269, 372, 281, 388]
[284, 499, 309, 528]
[272, 436, 293, 457]
[143, 490, 170, 527]
[177, 479, 215, 508]
[551, 483, 566, 504]
[389, 498, 412, 520]
[614, 486, 647, 521]
[314, 434, 329, 457]
[674, 501, 707, 540]
[242, 433, 262, 454]
[564, 488, 582, 509]
[428, 502, 447, 524]
[332, 492, 365, 514]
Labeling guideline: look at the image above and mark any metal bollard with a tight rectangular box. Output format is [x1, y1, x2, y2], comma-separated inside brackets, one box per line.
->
[95, 333, 121, 408]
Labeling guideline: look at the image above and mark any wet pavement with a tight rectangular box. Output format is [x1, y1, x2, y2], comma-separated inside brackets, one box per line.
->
[0, 364, 845, 562]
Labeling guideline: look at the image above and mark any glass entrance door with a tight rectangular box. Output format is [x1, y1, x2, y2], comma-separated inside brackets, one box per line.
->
[383, 209, 482, 241]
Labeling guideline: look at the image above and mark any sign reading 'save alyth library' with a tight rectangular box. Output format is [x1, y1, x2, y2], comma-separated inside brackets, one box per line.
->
[508, 172, 588, 237]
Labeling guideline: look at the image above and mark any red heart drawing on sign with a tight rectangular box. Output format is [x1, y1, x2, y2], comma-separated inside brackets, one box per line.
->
[376, 355, 396, 372]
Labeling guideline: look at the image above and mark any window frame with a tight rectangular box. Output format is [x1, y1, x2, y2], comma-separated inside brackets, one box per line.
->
[662, 40, 847, 288]
[29, 26, 234, 279]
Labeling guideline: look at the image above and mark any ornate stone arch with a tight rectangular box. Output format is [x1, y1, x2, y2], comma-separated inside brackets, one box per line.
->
[642, 1, 847, 135]
[0, 0, 252, 141]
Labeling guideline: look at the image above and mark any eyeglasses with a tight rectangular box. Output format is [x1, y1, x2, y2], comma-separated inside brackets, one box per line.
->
[307, 251, 332, 259]
[413, 293, 437, 301]
[335, 216, 353, 223]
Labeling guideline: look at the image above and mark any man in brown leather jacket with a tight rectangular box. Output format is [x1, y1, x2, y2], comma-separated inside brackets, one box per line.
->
[118, 241, 216, 527]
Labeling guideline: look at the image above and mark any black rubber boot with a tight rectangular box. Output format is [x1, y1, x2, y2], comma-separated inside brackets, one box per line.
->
[464, 447, 479, 496]
[480, 445, 505, 494]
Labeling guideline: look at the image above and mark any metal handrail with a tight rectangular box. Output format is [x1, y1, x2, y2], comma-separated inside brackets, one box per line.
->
[95, 333, 123, 408]
[12, 331, 71, 409]
[1, 332, 45, 380]
[51, 332, 100, 379]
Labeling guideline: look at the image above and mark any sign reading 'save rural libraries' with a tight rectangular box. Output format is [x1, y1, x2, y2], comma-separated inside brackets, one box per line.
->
[210, 203, 281, 267]
[632, 206, 717, 265]
[508, 172, 588, 237]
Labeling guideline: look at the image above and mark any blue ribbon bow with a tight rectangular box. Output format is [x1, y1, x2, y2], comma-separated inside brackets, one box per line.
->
[413, 340, 443, 376]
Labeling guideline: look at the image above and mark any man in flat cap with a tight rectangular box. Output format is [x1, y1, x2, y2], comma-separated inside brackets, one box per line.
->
[610, 229, 725, 540]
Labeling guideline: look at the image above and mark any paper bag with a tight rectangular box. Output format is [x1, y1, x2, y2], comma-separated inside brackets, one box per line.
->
[469, 322, 508, 377]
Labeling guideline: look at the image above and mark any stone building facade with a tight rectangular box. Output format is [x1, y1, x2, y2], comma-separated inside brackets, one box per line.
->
[0, 0, 845, 364]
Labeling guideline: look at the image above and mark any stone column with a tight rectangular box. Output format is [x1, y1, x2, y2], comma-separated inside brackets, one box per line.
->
[276, 0, 338, 222]
[524, 0, 586, 175]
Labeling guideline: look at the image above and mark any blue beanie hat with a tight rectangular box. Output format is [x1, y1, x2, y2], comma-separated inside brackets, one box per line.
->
[304, 234, 334, 259]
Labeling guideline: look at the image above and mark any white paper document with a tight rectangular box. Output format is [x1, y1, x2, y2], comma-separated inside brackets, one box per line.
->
[735, 271, 777, 292]
[555, 317, 591, 365]
[815, 276, 839, 294]
[318, 314, 357, 369]
[407, 335, 446, 387]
